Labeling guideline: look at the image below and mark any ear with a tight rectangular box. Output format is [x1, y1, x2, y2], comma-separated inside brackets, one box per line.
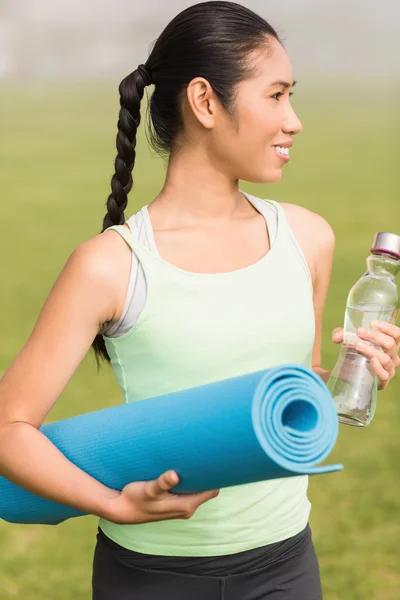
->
[186, 77, 217, 129]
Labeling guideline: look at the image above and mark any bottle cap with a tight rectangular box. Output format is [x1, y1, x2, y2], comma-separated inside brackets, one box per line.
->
[371, 232, 400, 259]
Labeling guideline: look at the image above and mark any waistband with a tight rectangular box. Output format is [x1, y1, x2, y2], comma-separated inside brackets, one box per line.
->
[96, 523, 311, 577]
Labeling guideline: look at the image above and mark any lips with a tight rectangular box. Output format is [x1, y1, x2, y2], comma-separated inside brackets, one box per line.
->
[272, 146, 290, 162]
[272, 141, 293, 149]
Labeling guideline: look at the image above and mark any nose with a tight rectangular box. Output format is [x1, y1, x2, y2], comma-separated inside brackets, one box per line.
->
[282, 104, 302, 136]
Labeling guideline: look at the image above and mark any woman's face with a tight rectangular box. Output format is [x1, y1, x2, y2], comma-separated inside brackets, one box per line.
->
[211, 39, 302, 184]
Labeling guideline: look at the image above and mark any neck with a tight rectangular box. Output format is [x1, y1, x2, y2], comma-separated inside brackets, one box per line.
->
[149, 144, 251, 226]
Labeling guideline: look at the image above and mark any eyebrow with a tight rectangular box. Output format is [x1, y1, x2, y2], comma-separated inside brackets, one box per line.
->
[269, 80, 297, 89]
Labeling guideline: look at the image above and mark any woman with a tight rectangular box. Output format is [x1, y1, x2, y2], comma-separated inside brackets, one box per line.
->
[0, 2, 399, 599]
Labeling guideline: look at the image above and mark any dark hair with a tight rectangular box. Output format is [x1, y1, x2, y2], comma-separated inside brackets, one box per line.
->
[92, 1, 280, 366]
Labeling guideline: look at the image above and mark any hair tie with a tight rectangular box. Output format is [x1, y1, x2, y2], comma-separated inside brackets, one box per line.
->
[137, 64, 152, 87]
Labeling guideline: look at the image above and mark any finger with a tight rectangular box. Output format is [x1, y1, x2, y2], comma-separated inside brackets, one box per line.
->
[332, 327, 343, 343]
[370, 321, 400, 344]
[356, 343, 395, 378]
[371, 357, 390, 389]
[180, 489, 220, 518]
[192, 489, 220, 506]
[159, 489, 220, 519]
[357, 328, 398, 358]
[145, 470, 180, 499]
[170, 488, 220, 505]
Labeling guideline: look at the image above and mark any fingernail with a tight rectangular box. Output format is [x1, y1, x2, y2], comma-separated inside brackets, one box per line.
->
[371, 321, 379, 328]
[356, 342, 366, 349]
[358, 328, 366, 335]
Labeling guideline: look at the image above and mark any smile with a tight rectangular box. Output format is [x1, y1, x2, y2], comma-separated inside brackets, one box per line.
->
[273, 146, 290, 162]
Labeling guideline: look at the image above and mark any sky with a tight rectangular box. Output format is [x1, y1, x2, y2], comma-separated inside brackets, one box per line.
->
[0, 0, 398, 80]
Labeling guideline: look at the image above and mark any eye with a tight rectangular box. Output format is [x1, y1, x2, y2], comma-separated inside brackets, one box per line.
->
[271, 91, 294, 101]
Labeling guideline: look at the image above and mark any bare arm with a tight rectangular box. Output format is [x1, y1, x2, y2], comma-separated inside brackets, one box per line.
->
[309, 214, 336, 382]
[0, 234, 125, 519]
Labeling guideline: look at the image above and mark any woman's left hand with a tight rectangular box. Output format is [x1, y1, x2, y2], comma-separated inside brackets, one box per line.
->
[332, 321, 400, 390]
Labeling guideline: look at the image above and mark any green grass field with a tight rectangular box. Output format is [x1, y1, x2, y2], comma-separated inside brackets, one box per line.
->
[0, 79, 399, 599]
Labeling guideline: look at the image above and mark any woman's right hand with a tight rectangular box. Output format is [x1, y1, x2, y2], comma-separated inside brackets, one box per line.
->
[105, 470, 220, 525]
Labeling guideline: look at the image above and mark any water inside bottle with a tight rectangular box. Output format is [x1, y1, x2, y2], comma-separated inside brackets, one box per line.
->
[330, 304, 397, 426]
[330, 349, 377, 426]
[343, 305, 398, 347]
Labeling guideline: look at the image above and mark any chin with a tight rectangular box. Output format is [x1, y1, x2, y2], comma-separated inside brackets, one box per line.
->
[264, 169, 283, 184]
[243, 169, 283, 185]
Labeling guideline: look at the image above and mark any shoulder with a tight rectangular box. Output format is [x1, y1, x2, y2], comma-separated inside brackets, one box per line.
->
[278, 202, 335, 285]
[279, 202, 334, 243]
[72, 225, 133, 277]
[69, 225, 135, 323]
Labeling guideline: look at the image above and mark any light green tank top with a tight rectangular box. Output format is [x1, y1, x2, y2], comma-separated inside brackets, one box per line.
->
[99, 198, 315, 557]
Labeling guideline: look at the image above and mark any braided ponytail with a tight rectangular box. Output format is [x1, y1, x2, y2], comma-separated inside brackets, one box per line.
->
[103, 65, 152, 230]
[92, 64, 152, 366]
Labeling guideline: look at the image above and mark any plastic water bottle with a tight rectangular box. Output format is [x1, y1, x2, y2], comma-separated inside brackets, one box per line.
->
[328, 232, 400, 427]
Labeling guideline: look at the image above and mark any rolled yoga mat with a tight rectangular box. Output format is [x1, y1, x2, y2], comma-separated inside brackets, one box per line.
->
[0, 364, 343, 525]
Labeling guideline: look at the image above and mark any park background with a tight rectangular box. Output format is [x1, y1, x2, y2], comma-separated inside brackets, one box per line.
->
[0, 1, 399, 598]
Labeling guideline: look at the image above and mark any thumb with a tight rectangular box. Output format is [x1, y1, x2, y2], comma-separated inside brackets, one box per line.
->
[332, 327, 343, 343]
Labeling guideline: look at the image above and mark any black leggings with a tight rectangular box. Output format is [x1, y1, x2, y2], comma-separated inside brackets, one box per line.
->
[92, 524, 322, 600]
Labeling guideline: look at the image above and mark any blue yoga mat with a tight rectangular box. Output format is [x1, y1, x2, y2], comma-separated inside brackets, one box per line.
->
[0, 364, 343, 525]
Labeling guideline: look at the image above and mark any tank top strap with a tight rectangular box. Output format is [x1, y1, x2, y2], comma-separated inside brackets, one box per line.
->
[105, 225, 135, 249]
[254, 199, 288, 248]
[105, 224, 153, 262]
[263, 200, 313, 289]
[262, 199, 286, 226]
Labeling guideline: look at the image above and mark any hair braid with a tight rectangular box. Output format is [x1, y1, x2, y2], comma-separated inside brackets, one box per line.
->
[92, 65, 152, 367]
[102, 67, 151, 231]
